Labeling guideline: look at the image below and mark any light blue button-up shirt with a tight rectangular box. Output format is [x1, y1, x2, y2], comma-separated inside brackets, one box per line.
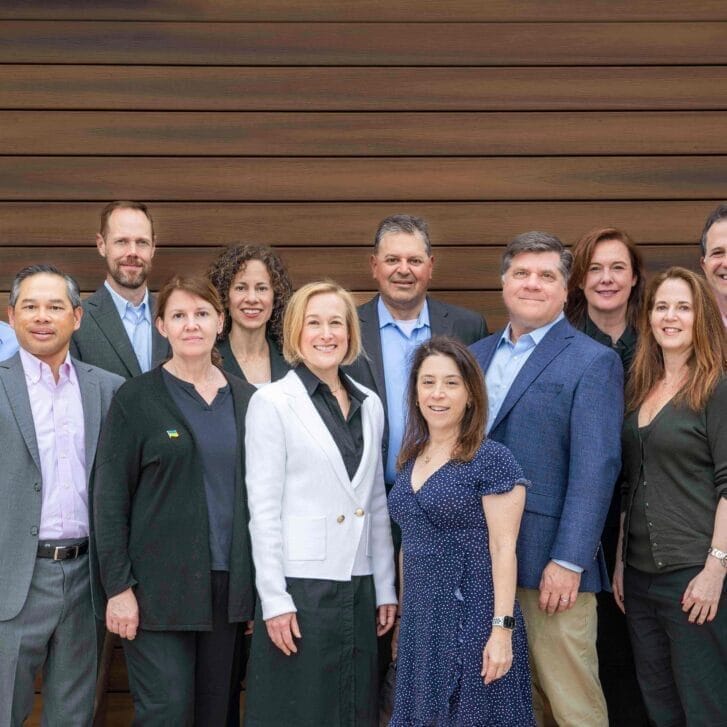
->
[378, 297, 431, 483]
[104, 281, 152, 373]
[485, 313, 581, 574]
[0, 321, 19, 362]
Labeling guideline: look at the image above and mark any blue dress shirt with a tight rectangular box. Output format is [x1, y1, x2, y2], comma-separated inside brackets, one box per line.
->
[104, 282, 152, 373]
[378, 297, 431, 484]
[0, 321, 19, 362]
[484, 312, 581, 574]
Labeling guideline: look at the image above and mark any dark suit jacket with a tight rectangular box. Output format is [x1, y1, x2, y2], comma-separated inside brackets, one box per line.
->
[470, 318, 624, 592]
[217, 336, 289, 384]
[70, 285, 170, 379]
[0, 353, 122, 621]
[345, 294, 487, 469]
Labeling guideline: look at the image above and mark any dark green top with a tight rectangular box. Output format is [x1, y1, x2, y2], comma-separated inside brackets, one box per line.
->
[621, 378, 727, 573]
[91, 366, 256, 630]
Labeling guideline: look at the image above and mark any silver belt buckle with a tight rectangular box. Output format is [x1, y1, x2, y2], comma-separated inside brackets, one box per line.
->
[52, 545, 64, 560]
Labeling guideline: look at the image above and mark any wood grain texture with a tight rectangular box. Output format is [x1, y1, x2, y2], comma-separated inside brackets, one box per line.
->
[0, 202, 715, 247]
[5, 111, 727, 156]
[0, 245, 702, 293]
[3, 0, 727, 22]
[4, 66, 726, 112]
[1, 157, 725, 201]
[3, 22, 727, 66]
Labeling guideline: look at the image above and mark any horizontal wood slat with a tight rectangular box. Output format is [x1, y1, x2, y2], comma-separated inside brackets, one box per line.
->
[3, 1, 727, 22]
[3, 22, 727, 66]
[0, 245, 702, 293]
[1, 157, 725, 201]
[4, 66, 726, 112]
[4, 111, 727, 156]
[0, 202, 713, 247]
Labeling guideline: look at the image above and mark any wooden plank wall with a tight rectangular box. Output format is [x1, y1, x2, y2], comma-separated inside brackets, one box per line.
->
[3, 2, 726, 723]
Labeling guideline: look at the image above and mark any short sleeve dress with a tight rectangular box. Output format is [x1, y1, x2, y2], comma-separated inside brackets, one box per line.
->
[388, 439, 534, 727]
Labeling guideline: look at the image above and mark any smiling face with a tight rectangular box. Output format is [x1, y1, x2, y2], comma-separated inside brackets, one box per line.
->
[298, 292, 349, 377]
[227, 259, 274, 334]
[701, 219, 727, 302]
[582, 238, 638, 320]
[649, 277, 694, 357]
[96, 207, 155, 294]
[502, 251, 568, 339]
[156, 289, 223, 361]
[416, 354, 469, 437]
[370, 232, 433, 317]
[8, 272, 82, 368]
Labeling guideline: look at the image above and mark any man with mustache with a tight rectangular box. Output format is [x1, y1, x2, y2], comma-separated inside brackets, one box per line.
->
[71, 201, 169, 378]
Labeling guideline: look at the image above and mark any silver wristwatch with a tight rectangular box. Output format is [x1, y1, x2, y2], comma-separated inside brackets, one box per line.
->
[707, 546, 727, 568]
[492, 616, 515, 630]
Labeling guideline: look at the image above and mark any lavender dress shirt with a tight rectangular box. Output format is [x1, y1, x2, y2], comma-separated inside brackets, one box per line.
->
[19, 348, 88, 539]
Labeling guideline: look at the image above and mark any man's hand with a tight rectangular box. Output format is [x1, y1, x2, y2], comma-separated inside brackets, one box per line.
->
[106, 587, 139, 640]
[265, 612, 301, 656]
[539, 561, 581, 614]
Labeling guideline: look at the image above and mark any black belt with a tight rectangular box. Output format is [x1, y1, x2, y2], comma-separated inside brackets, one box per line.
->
[37, 539, 89, 560]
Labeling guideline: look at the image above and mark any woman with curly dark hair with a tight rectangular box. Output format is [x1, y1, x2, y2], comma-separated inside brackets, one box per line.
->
[208, 244, 293, 386]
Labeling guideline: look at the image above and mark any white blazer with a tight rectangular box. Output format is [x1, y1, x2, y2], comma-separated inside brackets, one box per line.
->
[245, 370, 397, 620]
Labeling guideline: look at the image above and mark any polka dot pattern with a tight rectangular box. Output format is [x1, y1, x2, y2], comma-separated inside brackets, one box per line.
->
[388, 439, 535, 726]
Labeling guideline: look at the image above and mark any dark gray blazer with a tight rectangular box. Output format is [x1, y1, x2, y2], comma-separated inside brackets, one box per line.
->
[344, 294, 487, 468]
[70, 285, 170, 379]
[217, 336, 289, 384]
[0, 353, 123, 621]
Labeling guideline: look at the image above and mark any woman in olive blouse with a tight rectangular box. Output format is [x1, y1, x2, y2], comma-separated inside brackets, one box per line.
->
[208, 244, 292, 386]
[613, 267, 727, 726]
[566, 226, 647, 726]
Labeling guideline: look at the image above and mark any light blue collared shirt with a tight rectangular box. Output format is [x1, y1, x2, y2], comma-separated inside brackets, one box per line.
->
[379, 297, 431, 483]
[104, 281, 152, 373]
[485, 312, 582, 574]
[0, 321, 19, 362]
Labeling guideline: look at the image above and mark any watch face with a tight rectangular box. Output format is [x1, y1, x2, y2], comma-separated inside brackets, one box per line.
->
[503, 616, 516, 630]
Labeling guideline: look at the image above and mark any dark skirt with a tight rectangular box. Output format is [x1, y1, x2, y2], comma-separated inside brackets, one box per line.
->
[244, 575, 378, 727]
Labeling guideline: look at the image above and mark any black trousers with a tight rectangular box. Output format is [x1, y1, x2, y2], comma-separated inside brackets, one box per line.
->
[122, 571, 240, 726]
[624, 565, 727, 727]
[597, 524, 649, 726]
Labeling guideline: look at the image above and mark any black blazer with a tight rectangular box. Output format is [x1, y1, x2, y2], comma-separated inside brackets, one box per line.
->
[217, 336, 289, 384]
[91, 367, 256, 629]
[344, 294, 487, 466]
[71, 285, 170, 379]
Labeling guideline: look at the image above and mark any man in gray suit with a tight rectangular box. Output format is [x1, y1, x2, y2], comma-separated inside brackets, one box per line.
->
[346, 214, 487, 495]
[0, 265, 122, 726]
[71, 200, 169, 378]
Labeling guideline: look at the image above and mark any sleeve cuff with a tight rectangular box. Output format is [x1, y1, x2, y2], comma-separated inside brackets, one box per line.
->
[552, 558, 584, 574]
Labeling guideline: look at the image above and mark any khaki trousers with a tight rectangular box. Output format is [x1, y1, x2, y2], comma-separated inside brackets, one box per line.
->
[517, 587, 607, 727]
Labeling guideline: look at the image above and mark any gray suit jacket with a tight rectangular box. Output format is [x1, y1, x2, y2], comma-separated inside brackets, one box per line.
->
[70, 285, 169, 379]
[0, 353, 123, 621]
[344, 294, 487, 470]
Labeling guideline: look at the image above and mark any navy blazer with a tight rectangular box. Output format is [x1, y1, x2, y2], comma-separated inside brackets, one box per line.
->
[471, 318, 624, 592]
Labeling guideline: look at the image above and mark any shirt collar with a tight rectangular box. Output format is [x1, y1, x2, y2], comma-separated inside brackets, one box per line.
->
[377, 295, 430, 330]
[295, 363, 366, 403]
[104, 281, 150, 323]
[19, 347, 76, 385]
[500, 311, 564, 348]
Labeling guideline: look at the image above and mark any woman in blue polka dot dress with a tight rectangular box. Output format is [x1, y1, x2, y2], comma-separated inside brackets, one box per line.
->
[388, 337, 534, 726]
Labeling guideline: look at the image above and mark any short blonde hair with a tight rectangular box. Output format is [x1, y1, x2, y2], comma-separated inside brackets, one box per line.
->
[282, 280, 362, 366]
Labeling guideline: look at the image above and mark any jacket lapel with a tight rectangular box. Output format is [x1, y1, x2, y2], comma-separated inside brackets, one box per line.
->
[74, 361, 102, 481]
[490, 319, 572, 432]
[0, 354, 42, 472]
[88, 288, 142, 377]
[358, 296, 387, 409]
[428, 297, 453, 336]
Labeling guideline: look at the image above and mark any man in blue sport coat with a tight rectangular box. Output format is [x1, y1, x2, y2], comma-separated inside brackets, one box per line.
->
[471, 231, 623, 727]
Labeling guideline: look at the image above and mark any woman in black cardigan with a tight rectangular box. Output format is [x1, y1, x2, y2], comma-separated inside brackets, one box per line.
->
[208, 244, 293, 386]
[92, 275, 256, 726]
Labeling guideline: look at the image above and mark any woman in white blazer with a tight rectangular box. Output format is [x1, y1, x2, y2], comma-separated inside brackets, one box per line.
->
[243, 280, 397, 727]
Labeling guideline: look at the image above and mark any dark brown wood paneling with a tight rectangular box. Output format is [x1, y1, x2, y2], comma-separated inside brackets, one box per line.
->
[4, 66, 727, 112]
[2, 156, 726, 201]
[3, 1, 727, 21]
[0, 245, 703, 293]
[0, 202, 715, 247]
[5, 111, 727, 156]
[3, 22, 727, 66]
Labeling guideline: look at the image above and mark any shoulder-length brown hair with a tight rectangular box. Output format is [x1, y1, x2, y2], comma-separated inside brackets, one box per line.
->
[627, 267, 727, 412]
[397, 336, 487, 469]
[155, 275, 225, 367]
[566, 227, 645, 329]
